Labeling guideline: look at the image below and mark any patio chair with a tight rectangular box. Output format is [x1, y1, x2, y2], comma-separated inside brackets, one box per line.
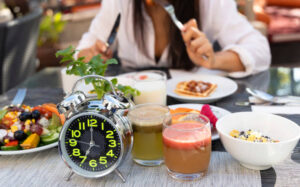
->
[0, 7, 42, 94]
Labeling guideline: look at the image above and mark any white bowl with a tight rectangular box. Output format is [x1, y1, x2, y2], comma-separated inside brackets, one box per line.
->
[216, 112, 300, 170]
[61, 67, 82, 94]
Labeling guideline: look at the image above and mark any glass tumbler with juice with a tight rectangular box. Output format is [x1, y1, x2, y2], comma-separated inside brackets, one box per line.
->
[163, 113, 211, 180]
[128, 104, 170, 166]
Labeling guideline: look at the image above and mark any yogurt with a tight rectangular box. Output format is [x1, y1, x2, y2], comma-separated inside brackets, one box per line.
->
[133, 71, 167, 105]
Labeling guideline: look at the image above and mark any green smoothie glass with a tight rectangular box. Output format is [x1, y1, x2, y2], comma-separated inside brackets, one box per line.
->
[128, 104, 170, 166]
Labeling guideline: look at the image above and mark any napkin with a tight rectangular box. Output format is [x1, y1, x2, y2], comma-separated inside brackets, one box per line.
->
[250, 96, 300, 115]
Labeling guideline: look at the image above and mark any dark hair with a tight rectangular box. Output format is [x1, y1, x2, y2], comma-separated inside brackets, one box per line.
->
[133, 0, 200, 70]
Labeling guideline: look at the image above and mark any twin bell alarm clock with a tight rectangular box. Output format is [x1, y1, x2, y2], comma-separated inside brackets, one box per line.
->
[57, 75, 133, 182]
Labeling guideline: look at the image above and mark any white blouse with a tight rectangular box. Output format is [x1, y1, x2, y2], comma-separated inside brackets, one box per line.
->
[77, 0, 271, 78]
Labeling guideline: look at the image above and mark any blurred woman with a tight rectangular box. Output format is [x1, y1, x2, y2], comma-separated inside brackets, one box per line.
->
[77, 0, 271, 77]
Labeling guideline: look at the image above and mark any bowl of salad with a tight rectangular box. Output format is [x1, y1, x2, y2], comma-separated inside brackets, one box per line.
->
[0, 103, 65, 155]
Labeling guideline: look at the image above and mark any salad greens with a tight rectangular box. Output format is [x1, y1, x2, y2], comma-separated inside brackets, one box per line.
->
[56, 46, 140, 99]
[0, 104, 63, 151]
[0, 109, 7, 120]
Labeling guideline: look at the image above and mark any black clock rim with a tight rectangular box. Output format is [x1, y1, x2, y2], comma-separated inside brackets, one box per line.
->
[58, 112, 124, 178]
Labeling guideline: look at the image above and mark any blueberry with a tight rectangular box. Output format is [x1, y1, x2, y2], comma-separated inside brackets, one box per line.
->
[19, 112, 32, 121]
[14, 130, 28, 141]
[32, 110, 41, 120]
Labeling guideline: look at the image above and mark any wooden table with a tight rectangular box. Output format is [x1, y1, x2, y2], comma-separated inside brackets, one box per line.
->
[0, 67, 299, 187]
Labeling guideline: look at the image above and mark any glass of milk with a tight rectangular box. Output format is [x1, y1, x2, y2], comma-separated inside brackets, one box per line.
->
[133, 70, 167, 105]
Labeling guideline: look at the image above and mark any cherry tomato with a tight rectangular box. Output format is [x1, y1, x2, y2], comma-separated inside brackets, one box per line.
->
[32, 106, 44, 113]
[1, 117, 14, 127]
[43, 111, 52, 119]
[32, 106, 52, 119]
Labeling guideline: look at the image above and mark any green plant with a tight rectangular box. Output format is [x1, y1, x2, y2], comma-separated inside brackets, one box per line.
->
[56, 46, 140, 99]
[38, 10, 66, 47]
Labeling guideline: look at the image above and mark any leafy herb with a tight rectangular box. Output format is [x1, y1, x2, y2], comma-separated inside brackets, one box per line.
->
[56, 46, 140, 98]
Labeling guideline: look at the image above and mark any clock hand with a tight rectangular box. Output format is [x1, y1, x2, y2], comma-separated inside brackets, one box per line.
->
[76, 140, 90, 146]
[90, 125, 95, 146]
[84, 145, 92, 159]
[79, 144, 99, 166]
[66, 139, 100, 148]
[79, 141, 101, 149]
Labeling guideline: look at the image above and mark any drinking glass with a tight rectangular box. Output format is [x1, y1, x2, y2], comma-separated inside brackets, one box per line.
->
[133, 70, 167, 105]
[128, 104, 170, 166]
[163, 113, 211, 181]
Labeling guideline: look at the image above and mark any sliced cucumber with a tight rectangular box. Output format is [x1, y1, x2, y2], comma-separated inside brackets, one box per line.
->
[56, 126, 62, 133]
[40, 131, 54, 139]
[41, 132, 59, 145]
[48, 114, 61, 130]
[41, 128, 50, 136]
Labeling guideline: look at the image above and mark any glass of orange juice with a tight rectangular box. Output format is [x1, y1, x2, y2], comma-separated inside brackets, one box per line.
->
[163, 113, 211, 180]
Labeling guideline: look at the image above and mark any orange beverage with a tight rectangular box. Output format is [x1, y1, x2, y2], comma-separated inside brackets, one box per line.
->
[163, 113, 211, 181]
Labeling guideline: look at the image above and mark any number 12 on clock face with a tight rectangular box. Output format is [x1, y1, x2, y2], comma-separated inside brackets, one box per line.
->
[78, 119, 103, 130]
[78, 119, 96, 130]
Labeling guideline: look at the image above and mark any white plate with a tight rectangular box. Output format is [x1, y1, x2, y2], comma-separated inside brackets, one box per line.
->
[168, 104, 231, 141]
[0, 142, 58, 155]
[167, 74, 238, 103]
[117, 72, 136, 79]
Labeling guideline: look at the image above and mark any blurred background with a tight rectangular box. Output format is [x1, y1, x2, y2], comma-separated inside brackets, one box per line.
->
[0, 0, 300, 93]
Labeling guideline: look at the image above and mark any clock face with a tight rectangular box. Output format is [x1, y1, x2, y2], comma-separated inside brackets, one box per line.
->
[62, 114, 122, 173]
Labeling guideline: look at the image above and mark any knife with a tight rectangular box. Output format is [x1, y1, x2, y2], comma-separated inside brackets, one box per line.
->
[105, 13, 121, 54]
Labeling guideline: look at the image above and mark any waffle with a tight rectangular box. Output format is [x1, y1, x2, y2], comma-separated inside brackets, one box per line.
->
[174, 80, 217, 97]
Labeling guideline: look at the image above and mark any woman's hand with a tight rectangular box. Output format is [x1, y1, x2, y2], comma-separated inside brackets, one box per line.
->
[181, 19, 215, 69]
[77, 40, 113, 63]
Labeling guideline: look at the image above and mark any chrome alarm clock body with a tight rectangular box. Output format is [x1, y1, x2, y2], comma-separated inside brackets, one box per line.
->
[57, 75, 133, 182]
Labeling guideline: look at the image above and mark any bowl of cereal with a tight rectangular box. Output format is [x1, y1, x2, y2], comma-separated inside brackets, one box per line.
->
[216, 112, 300, 170]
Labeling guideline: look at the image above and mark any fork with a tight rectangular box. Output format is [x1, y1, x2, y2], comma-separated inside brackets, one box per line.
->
[154, 0, 209, 61]
[155, 0, 184, 30]
[11, 88, 27, 107]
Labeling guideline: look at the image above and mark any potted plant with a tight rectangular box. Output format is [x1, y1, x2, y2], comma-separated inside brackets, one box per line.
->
[37, 9, 66, 70]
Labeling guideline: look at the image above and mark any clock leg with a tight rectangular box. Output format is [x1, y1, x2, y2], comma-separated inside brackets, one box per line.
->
[64, 170, 74, 181]
[115, 169, 126, 183]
